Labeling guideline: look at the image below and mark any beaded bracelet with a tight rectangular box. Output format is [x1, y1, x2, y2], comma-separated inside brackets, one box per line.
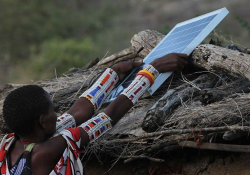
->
[80, 68, 119, 111]
[56, 113, 76, 133]
[79, 112, 112, 142]
[137, 70, 155, 86]
[121, 64, 159, 104]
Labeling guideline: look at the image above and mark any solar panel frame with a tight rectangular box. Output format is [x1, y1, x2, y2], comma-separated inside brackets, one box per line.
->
[105, 7, 229, 103]
[145, 7, 229, 94]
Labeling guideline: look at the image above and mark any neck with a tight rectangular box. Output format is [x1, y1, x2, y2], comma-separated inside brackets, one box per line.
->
[19, 130, 47, 143]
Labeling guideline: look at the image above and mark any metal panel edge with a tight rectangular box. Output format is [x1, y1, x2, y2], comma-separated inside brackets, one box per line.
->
[147, 8, 229, 95]
[176, 7, 227, 28]
[183, 7, 229, 55]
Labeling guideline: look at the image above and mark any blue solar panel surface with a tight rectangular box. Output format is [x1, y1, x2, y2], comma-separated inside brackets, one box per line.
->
[105, 10, 226, 103]
[146, 14, 216, 62]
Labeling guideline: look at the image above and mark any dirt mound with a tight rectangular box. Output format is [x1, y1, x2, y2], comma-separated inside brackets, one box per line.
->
[85, 149, 250, 175]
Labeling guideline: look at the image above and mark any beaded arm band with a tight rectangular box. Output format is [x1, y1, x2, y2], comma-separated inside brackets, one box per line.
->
[80, 68, 119, 111]
[79, 112, 112, 142]
[121, 64, 159, 104]
[56, 113, 76, 133]
[143, 64, 159, 78]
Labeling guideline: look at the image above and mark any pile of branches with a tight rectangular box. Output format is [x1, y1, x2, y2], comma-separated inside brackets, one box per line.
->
[1, 30, 250, 164]
[81, 31, 250, 163]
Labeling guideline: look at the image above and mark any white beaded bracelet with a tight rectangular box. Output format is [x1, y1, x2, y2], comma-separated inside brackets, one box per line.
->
[79, 112, 112, 142]
[80, 68, 119, 111]
[121, 64, 159, 104]
[56, 113, 76, 133]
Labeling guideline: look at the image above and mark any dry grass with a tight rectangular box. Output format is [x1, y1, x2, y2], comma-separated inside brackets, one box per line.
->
[163, 94, 250, 129]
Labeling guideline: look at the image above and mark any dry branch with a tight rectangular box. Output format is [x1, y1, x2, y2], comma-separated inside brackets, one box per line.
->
[142, 73, 219, 132]
[97, 47, 136, 67]
[163, 94, 250, 130]
[179, 141, 250, 153]
[195, 78, 250, 105]
[123, 155, 165, 163]
[192, 44, 250, 80]
[98, 30, 164, 67]
[131, 30, 164, 58]
[144, 140, 178, 153]
[1, 29, 250, 161]
[103, 126, 250, 144]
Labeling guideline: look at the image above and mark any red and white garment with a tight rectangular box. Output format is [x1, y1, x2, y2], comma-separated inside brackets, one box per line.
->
[0, 128, 83, 175]
[0, 133, 15, 175]
[51, 128, 83, 175]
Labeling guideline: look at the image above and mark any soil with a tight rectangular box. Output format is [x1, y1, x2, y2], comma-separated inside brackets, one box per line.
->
[84, 148, 250, 175]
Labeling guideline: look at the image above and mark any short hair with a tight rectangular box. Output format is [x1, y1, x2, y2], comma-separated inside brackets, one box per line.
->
[3, 85, 50, 136]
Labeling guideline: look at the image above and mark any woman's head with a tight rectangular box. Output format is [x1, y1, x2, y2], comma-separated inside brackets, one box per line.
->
[3, 85, 57, 137]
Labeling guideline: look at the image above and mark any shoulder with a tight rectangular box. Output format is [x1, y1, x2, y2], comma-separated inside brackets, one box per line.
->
[32, 128, 82, 162]
[32, 135, 67, 159]
[31, 135, 68, 174]
[31, 128, 82, 174]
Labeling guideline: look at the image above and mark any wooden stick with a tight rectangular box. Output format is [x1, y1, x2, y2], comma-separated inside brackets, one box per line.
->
[97, 47, 135, 66]
[104, 126, 250, 144]
[122, 155, 165, 163]
[142, 73, 219, 132]
[144, 141, 178, 153]
[179, 141, 250, 153]
[193, 44, 250, 81]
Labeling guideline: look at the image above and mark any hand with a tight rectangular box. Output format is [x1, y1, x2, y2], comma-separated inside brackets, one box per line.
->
[150, 53, 188, 73]
[111, 60, 143, 81]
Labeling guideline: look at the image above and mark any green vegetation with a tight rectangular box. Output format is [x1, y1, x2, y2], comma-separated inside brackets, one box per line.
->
[0, 0, 127, 84]
[1, 0, 250, 85]
[236, 16, 250, 36]
[159, 24, 171, 35]
[18, 37, 97, 81]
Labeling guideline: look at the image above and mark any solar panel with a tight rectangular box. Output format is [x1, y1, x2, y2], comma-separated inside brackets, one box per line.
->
[105, 7, 229, 103]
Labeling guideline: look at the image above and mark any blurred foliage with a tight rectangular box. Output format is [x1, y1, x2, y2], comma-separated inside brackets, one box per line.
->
[1, 0, 250, 85]
[206, 28, 230, 46]
[9, 37, 97, 81]
[32, 38, 96, 76]
[158, 23, 171, 35]
[0, 0, 117, 61]
[0, 0, 125, 84]
[236, 16, 250, 36]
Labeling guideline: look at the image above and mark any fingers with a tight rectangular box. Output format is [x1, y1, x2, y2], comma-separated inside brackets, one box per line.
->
[173, 53, 188, 70]
[132, 60, 143, 67]
[123, 60, 142, 70]
[150, 53, 189, 73]
[174, 53, 188, 59]
[113, 60, 143, 74]
[177, 61, 186, 70]
[166, 53, 187, 71]
[177, 56, 187, 65]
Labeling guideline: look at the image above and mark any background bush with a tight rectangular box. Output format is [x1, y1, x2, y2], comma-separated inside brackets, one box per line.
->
[0, 0, 250, 85]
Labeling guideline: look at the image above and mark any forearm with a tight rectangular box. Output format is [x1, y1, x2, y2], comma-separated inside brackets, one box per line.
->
[76, 96, 132, 146]
[105, 64, 159, 124]
[104, 95, 133, 125]
[56, 98, 94, 133]
[56, 53, 188, 145]
[77, 97, 132, 147]
[77, 64, 159, 144]
[70, 68, 118, 123]
[68, 98, 94, 126]
[56, 68, 119, 133]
